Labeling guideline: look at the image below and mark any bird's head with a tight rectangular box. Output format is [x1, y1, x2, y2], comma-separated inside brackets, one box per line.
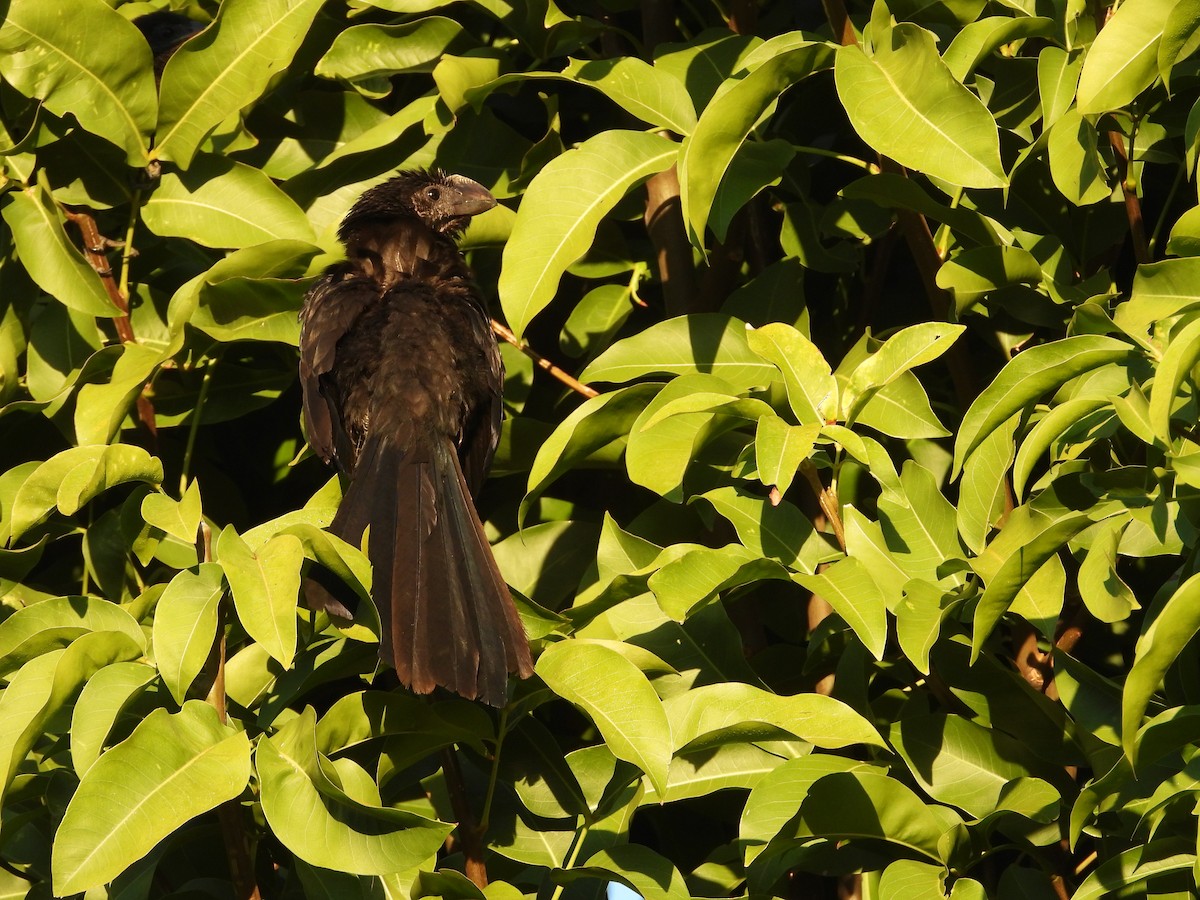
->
[340, 170, 497, 240]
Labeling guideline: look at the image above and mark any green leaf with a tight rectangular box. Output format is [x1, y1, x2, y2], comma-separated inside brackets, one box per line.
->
[582, 314, 777, 393]
[624, 376, 770, 502]
[1149, 315, 1200, 444]
[2, 183, 121, 317]
[1123, 571, 1200, 762]
[746, 323, 837, 424]
[69, 661, 157, 777]
[935, 245, 1044, 314]
[218, 528, 303, 669]
[890, 708, 1054, 818]
[680, 43, 834, 244]
[835, 25, 1007, 189]
[1012, 398, 1110, 498]
[141, 481, 203, 545]
[879, 860, 947, 899]
[1013, 562, 1070, 648]
[523, 384, 662, 524]
[755, 417, 819, 496]
[793, 557, 888, 659]
[896, 580, 955, 675]
[952, 336, 1134, 475]
[1118, 257, 1200, 335]
[53, 702, 251, 895]
[152, 563, 226, 706]
[1078, 518, 1139, 623]
[665, 682, 883, 752]
[1159, 0, 1200, 90]
[843, 322, 965, 421]
[796, 770, 950, 862]
[1165, 205, 1200, 257]
[536, 640, 672, 795]
[154, 0, 326, 168]
[8, 444, 163, 543]
[877, 461, 964, 582]
[698, 486, 835, 574]
[316, 690, 492, 757]
[1047, 110, 1113, 206]
[564, 57, 697, 135]
[315, 18, 467, 88]
[574, 845, 689, 900]
[0, 632, 143, 801]
[740, 756, 881, 860]
[73, 343, 164, 446]
[1037, 47, 1082, 129]
[0, 0, 155, 166]
[942, 16, 1055, 82]
[0, 594, 145, 674]
[856, 372, 950, 439]
[143, 155, 315, 249]
[1077, 0, 1175, 114]
[957, 414, 1018, 554]
[499, 130, 676, 338]
[1072, 840, 1196, 900]
[257, 708, 451, 873]
[970, 507, 1094, 657]
[643, 742, 785, 804]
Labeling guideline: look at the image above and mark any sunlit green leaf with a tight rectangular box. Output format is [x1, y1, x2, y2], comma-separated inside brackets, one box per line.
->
[835, 25, 1007, 188]
[499, 130, 676, 339]
[53, 702, 251, 895]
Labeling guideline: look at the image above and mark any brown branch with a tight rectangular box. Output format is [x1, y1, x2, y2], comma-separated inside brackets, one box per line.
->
[1013, 621, 1047, 691]
[441, 747, 488, 888]
[821, 0, 857, 45]
[490, 319, 598, 398]
[643, 164, 700, 316]
[63, 206, 158, 439]
[1107, 131, 1150, 265]
[63, 208, 134, 340]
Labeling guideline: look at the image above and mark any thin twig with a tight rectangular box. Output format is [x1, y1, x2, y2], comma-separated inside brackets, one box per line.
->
[118, 189, 142, 303]
[1108, 130, 1150, 265]
[64, 205, 158, 439]
[792, 145, 879, 172]
[801, 462, 845, 551]
[478, 707, 509, 831]
[181, 356, 219, 494]
[490, 319, 598, 398]
[441, 746, 489, 888]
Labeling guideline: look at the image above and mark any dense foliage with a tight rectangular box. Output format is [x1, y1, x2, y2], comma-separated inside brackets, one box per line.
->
[2, 0, 1200, 897]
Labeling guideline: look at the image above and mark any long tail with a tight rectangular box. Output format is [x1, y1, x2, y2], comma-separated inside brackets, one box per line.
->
[307, 435, 532, 706]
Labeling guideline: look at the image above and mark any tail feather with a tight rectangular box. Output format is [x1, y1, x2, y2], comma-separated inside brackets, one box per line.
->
[308, 433, 532, 706]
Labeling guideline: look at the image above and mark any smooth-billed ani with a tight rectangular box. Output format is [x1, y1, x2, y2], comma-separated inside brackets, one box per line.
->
[299, 170, 533, 706]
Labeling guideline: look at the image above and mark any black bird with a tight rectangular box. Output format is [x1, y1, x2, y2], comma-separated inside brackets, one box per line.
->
[299, 170, 533, 706]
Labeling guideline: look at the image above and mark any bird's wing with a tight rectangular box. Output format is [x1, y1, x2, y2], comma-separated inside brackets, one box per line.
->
[299, 269, 377, 467]
[458, 303, 505, 497]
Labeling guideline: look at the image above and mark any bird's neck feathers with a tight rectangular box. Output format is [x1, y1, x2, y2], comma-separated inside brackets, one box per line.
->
[342, 217, 470, 287]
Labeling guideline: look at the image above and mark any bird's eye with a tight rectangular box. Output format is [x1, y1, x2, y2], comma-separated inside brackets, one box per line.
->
[426, 187, 441, 202]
